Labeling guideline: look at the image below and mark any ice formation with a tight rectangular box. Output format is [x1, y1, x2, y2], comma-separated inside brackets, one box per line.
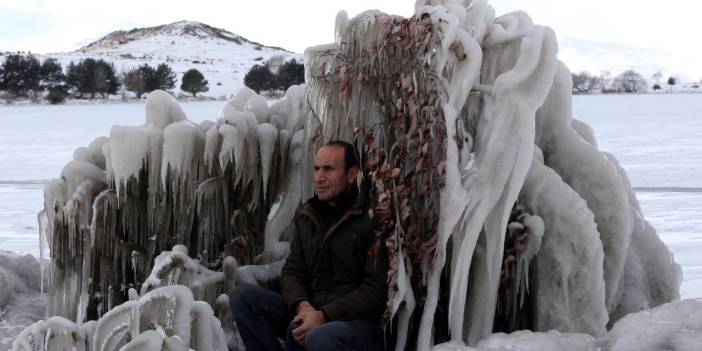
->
[0, 251, 47, 350]
[23, 0, 685, 350]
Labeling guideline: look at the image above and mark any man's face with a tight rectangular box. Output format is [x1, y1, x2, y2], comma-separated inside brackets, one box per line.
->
[314, 146, 357, 204]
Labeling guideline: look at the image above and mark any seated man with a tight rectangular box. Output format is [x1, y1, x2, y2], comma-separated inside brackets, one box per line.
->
[230, 140, 388, 351]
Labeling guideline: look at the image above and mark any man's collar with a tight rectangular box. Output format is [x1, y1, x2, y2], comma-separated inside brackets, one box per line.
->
[309, 184, 362, 213]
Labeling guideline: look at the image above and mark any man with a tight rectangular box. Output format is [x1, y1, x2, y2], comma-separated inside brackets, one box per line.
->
[230, 140, 388, 351]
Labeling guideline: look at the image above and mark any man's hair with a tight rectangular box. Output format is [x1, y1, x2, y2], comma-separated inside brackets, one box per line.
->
[324, 140, 359, 170]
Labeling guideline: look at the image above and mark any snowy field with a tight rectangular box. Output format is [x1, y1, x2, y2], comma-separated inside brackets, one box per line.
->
[0, 94, 700, 302]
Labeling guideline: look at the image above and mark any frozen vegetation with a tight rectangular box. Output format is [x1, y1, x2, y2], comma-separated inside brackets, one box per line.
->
[8, 0, 697, 350]
[0, 251, 47, 349]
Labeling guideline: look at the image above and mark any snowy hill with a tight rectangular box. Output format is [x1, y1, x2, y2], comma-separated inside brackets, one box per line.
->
[28, 21, 302, 98]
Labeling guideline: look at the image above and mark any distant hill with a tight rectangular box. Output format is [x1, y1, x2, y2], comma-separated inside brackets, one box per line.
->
[12, 21, 302, 98]
[559, 38, 701, 84]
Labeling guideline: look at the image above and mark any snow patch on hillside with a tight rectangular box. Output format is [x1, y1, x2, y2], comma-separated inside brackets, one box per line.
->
[0, 21, 301, 99]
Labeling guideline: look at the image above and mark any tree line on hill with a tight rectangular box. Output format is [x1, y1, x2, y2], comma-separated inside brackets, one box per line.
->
[571, 69, 699, 94]
[244, 59, 304, 94]
[0, 54, 211, 104]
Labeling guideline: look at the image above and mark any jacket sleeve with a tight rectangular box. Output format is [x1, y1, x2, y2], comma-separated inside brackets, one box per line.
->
[281, 218, 311, 314]
[319, 237, 389, 321]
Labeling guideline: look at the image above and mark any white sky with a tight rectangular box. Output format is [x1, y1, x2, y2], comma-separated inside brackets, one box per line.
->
[1, 0, 701, 79]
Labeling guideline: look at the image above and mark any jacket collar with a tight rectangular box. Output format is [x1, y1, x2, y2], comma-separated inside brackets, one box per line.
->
[297, 182, 369, 237]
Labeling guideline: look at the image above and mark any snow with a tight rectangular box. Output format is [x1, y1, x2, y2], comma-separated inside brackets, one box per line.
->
[431, 298, 702, 351]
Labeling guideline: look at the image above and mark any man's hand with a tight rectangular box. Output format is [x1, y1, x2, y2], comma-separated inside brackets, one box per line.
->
[291, 307, 325, 345]
[296, 300, 315, 314]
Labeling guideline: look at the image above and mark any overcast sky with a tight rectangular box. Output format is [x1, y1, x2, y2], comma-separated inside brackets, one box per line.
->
[1, 0, 700, 78]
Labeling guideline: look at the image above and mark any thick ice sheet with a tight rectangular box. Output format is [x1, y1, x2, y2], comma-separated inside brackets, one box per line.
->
[573, 94, 702, 188]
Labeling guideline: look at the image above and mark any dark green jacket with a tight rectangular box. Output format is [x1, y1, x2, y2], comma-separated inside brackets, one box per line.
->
[281, 186, 388, 322]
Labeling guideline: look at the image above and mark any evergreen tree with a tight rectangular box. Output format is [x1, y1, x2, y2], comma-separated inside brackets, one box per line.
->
[67, 58, 118, 98]
[153, 63, 176, 91]
[244, 64, 275, 93]
[276, 59, 305, 90]
[181, 68, 209, 97]
[124, 68, 147, 98]
[94, 59, 119, 97]
[667, 76, 677, 86]
[40, 58, 65, 91]
[125, 63, 176, 97]
[0, 54, 42, 96]
[40, 58, 67, 104]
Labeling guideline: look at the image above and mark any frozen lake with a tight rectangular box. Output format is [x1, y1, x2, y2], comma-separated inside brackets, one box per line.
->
[0, 94, 700, 298]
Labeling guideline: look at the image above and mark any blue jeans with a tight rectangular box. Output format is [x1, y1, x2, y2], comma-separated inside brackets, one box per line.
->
[230, 283, 385, 351]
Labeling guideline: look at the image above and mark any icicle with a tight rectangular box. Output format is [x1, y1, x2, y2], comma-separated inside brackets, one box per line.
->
[262, 130, 304, 260]
[534, 62, 637, 316]
[204, 125, 222, 176]
[517, 148, 608, 336]
[161, 121, 205, 245]
[257, 123, 278, 201]
[145, 90, 186, 129]
[245, 94, 270, 124]
[108, 124, 163, 199]
[229, 87, 256, 112]
[218, 110, 251, 187]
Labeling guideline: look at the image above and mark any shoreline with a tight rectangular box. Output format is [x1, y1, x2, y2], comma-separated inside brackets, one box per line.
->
[2, 90, 699, 107]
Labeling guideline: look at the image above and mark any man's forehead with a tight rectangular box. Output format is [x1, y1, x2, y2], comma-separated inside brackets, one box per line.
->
[315, 146, 345, 165]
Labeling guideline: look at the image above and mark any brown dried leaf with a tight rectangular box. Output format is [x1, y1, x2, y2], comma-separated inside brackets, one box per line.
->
[390, 168, 401, 179]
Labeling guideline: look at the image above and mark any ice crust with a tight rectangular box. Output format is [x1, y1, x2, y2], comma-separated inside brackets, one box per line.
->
[0, 251, 47, 350]
[303, 0, 680, 349]
[25, 0, 685, 349]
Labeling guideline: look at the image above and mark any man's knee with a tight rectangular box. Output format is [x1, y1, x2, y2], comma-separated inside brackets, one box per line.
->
[305, 323, 345, 351]
[229, 283, 260, 317]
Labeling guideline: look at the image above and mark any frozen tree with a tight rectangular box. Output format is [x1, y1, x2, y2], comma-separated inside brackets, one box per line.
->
[613, 69, 647, 93]
[571, 71, 600, 94]
[31, 1, 683, 350]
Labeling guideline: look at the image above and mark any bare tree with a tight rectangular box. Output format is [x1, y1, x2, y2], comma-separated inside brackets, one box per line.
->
[613, 70, 648, 93]
[599, 70, 612, 92]
[571, 71, 600, 94]
[652, 71, 662, 85]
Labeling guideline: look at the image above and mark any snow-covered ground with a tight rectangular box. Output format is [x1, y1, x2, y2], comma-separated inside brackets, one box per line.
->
[0, 93, 700, 348]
